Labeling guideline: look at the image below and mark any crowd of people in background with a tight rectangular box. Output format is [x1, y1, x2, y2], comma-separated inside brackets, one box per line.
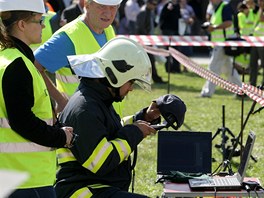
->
[42, 0, 202, 80]
[1, 0, 264, 197]
[43, 0, 263, 89]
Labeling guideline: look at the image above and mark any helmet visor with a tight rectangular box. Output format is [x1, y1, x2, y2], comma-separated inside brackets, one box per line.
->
[135, 67, 152, 92]
[135, 80, 151, 92]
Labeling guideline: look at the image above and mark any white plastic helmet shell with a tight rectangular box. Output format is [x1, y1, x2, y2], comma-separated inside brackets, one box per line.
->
[0, 0, 45, 13]
[93, 0, 122, 6]
[95, 37, 152, 92]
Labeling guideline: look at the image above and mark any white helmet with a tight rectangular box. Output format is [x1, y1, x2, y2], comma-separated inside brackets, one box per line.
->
[68, 37, 152, 92]
[0, 0, 45, 13]
[93, 0, 122, 6]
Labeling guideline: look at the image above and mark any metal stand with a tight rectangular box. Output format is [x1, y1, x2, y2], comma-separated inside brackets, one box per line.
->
[212, 105, 237, 161]
[167, 37, 172, 94]
[225, 84, 264, 165]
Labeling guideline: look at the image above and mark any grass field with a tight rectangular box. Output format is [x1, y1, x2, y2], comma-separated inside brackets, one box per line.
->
[122, 59, 264, 198]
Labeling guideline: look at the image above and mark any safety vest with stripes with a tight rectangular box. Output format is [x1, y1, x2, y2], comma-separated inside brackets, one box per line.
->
[254, 10, 264, 37]
[238, 9, 255, 36]
[54, 18, 115, 98]
[0, 49, 56, 188]
[210, 2, 235, 42]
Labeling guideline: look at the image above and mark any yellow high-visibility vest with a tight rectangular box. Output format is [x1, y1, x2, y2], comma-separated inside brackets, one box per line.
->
[53, 18, 124, 116]
[0, 48, 56, 188]
[54, 18, 115, 98]
[210, 2, 235, 42]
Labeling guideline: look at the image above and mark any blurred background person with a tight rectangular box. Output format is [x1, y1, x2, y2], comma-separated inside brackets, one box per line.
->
[136, 0, 166, 83]
[159, 0, 182, 73]
[249, 0, 264, 86]
[234, 1, 255, 74]
[124, 0, 141, 34]
[200, 0, 242, 98]
[179, 0, 196, 72]
[60, 0, 85, 24]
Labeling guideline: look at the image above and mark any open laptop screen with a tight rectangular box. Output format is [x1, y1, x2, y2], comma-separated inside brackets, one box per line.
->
[157, 131, 212, 175]
[237, 131, 256, 179]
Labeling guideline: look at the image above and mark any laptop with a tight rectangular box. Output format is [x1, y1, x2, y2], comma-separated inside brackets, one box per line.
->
[188, 131, 256, 190]
[157, 131, 212, 176]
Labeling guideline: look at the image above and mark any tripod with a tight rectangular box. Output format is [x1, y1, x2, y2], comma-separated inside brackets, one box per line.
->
[224, 83, 263, 167]
[212, 105, 237, 162]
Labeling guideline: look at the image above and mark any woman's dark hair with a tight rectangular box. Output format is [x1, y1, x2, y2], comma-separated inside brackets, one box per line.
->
[0, 11, 35, 49]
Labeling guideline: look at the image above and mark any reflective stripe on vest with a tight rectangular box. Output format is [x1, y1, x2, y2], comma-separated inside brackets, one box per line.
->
[254, 22, 264, 36]
[0, 117, 10, 128]
[57, 148, 77, 164]
[53, 18, 115, 97]
[56, 70, 80, 84]
[0, 48, 55, 188]
[210, 2, 235, 42]
[0, 142, 53, 152]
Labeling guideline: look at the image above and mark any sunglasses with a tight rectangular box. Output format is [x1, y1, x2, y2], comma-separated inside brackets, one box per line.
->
[30, 16, 45, 25]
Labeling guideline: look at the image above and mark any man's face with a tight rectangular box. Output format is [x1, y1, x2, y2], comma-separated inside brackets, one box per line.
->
[85, 1, 119, 33]
[119, 80, 135, 99]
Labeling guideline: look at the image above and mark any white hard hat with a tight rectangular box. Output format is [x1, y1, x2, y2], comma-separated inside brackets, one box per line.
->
[68, 37, 152, 92]
[93, 0, 122, 6]
[0, 0, 45, 13]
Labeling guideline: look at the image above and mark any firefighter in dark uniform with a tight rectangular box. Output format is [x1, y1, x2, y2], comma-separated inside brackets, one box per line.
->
[55, 37, 162, 197]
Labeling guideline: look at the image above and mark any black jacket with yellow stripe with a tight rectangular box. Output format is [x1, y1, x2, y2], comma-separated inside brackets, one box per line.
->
[55, 78, 145, 197]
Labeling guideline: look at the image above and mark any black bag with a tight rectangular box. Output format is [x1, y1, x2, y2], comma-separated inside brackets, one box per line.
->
[224, 37, 247, 57]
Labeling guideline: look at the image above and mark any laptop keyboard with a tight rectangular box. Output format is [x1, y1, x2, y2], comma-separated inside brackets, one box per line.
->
[213, 177, 240, 186]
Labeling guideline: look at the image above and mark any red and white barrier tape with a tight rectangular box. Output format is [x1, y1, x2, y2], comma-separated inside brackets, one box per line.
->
[144, 44, 264, 106]
[143, 45, 170, 57]
[242, 84, 264, 106]
[169, 47, 244, 95]
[118, 35, 264, 47]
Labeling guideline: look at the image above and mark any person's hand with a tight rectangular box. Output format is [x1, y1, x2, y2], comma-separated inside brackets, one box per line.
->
[61, 126, 74, 147]
[144, 101, 161, 122]
[207, 24, 215, 32]
[133, 120, 157, 138]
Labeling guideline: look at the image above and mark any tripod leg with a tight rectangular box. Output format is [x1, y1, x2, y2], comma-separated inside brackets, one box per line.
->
[225, 128, 236, 138]
[212, 128, 222, 140]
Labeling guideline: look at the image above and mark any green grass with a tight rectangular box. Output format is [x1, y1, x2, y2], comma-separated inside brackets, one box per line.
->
[123, 62, 264, 198]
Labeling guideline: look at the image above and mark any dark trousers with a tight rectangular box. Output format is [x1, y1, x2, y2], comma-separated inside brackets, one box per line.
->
[9, 186, 56, 198]
[249, 47, 264, 86]
[161, 30, 181, 73]
[148, 53, 162, 82]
